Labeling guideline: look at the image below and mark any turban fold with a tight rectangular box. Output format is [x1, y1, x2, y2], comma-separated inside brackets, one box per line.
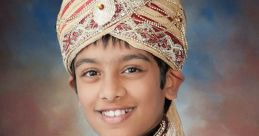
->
[56, 0, 188, 73]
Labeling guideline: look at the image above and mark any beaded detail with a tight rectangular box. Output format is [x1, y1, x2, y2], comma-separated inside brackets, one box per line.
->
[56, 0, 188, 73]
[111, 13, 185, 68]
[154, 115, 179, 136]
[154, 116, 169, 136]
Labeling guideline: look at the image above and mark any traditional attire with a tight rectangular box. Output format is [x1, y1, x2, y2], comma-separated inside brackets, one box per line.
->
[56, 0, 188, 135]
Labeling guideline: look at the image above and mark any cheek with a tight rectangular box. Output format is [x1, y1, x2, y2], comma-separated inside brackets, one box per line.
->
[77, 81, 99, 113]
[124, 74, 165, 129]
[125, 72, 164, 108]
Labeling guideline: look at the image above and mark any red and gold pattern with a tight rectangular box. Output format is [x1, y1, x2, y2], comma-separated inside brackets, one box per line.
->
[56, 0, 188, 73]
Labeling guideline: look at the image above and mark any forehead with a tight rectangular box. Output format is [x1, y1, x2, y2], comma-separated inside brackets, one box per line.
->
[73, 39, 159, 68]
[75, 37, 154, 62]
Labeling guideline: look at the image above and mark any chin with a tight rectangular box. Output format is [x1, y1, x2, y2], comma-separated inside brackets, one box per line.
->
[96, 128, 138, 136]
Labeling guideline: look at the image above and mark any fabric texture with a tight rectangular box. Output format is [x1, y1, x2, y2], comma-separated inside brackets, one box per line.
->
[56, 0, 188, 73]
[166, 101, 184, 136]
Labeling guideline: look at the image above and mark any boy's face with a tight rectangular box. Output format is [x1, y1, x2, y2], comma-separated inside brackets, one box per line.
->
[72, 40, 177, 136]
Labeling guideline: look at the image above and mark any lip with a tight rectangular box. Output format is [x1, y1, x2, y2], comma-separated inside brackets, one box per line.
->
[96, 107, 135, 124]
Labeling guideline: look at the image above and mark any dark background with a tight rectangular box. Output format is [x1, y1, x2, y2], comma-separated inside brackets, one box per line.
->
[1, 0, 259, 135]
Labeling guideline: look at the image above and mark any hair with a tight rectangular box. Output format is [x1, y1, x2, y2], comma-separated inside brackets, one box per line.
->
[70, 34, 171, 113]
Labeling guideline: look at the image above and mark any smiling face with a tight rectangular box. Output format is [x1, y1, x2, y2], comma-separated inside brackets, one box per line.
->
[71, 39, 177, 136]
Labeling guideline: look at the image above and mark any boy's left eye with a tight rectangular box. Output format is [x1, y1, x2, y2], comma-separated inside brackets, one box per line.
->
[123, 67, 142, 74]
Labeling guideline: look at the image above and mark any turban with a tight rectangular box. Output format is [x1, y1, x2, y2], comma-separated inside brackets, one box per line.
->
[56, 0, 188, 73]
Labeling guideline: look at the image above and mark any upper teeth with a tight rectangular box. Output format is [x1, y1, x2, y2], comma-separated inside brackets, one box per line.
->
[102, 108, 133, 117]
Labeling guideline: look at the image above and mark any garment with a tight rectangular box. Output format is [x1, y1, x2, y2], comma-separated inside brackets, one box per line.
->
[165, 101, 184, 136]
[150, 108, 184, 136]
[56, 0, 188, 73]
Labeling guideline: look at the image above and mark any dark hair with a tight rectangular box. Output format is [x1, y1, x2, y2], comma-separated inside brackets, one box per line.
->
[70, 34, 171, 113]
[153, 57, 171, 113]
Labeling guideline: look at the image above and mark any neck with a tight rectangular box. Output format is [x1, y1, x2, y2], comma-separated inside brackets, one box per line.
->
[143, 115, 169, 136]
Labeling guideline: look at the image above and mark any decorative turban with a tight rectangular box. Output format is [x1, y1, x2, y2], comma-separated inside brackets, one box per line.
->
[56, 0, 188, 74]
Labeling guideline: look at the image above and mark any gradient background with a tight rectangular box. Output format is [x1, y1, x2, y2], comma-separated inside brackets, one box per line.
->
[1, 0, 259, 136]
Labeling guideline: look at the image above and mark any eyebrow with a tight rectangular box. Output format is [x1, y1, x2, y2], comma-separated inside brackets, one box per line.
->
[122, 53, 151, 62]
[75, 53, 151, 68]
[75, 58, 97, 68]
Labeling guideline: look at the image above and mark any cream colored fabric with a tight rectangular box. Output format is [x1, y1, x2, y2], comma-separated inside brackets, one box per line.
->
[56, 0, 188, 73]
[166, 101, 184, 136]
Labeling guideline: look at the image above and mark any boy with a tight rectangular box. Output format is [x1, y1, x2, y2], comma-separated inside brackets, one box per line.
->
[56, 0, 188, 135]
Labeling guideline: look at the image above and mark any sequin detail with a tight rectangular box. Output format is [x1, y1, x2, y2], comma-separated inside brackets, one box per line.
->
[57, 0, 187, 73]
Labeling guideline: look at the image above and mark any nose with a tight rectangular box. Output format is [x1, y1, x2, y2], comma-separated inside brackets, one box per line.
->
[99, 74, 126, 102]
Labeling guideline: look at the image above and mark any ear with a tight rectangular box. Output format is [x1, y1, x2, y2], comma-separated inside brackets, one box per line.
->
[163, 69, 184, 100]
[68, 76, 76, 91]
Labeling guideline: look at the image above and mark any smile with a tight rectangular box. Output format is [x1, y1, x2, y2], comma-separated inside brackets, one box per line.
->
[98, 107, 135, 124]
[101, 108, 133, 117]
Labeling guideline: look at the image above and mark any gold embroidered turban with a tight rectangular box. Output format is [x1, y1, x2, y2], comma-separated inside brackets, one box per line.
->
[56, 0, 188, 73]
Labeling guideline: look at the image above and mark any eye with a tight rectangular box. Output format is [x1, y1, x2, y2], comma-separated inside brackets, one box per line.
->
[123, 67, 142, 74]
[82, 70, 100, 77]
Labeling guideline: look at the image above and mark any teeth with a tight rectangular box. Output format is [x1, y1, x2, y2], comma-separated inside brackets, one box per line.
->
[107, 111, 114, 117]
[102, 108, 133, 117]
[125, 108, 133, 113]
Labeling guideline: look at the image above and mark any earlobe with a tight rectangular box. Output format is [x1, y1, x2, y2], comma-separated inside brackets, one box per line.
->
[164, 69, 184, 100]
[68, 76, 76, 90]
